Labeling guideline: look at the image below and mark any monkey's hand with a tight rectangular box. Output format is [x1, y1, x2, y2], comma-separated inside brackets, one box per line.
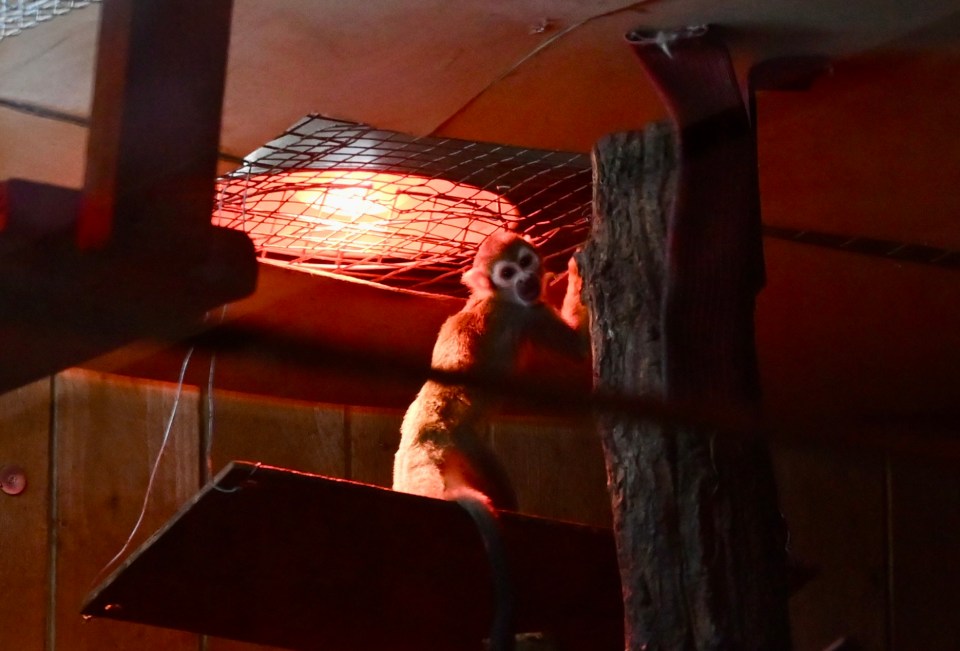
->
[561, 254, 589, 336]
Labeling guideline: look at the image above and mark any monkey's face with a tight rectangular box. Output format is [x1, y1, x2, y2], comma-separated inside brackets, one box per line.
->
[490, 244, 542, 305]
[462, 233, 545, 305]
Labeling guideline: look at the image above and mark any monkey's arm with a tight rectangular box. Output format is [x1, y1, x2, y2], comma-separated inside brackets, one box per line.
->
[536, 255, 591, 358]
[529, 301, 590, 359]
[561, 254, 589, 335]
[431, 307, 486, 372]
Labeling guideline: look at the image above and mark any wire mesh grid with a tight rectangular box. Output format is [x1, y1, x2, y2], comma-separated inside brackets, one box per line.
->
[0, 0, 97, 41]
[214, 115, 593, 296]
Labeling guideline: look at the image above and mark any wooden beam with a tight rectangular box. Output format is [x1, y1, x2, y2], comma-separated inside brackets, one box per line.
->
[80, 0, 234, 251]
[0, 179, 256, 394]
[0, 1, 256, 392]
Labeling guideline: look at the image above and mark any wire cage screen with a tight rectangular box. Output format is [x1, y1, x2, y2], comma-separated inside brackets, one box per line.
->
[0, 0, 97, 41]
[214, 115, 593, 296]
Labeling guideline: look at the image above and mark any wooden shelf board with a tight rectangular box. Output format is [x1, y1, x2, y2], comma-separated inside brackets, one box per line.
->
[82, 462, 622, 650]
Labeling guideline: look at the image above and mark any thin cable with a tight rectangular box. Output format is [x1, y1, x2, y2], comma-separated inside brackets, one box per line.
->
[203, 305, 228, 482]
[427, 1, 650, 136]
[205, 349, 217, 481]
[91, 346, 195, 589]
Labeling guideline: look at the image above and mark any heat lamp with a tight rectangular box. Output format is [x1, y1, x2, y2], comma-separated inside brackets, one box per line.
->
[213, 116, 592, 296]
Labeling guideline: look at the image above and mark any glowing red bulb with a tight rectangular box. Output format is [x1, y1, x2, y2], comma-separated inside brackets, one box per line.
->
[215, 170, 521, 269]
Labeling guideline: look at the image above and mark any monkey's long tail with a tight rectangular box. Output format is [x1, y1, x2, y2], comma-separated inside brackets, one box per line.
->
[456, 497, 515, 651]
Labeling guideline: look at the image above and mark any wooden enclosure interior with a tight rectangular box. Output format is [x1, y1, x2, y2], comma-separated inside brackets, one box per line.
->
[2, 369, 957, 651]
[0, 1, 958, 651]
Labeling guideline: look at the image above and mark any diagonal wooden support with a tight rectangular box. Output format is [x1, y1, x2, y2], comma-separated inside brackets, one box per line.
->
[0, 0, 256, 393]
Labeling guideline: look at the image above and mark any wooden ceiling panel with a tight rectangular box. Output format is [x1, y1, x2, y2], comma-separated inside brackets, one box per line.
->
[0, 108, 87, 188]
[0, 7, 97, 118]
[0, 1, 955, 436]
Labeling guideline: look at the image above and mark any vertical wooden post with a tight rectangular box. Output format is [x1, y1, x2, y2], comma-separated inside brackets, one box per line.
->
[582, 123, 687, 648]
[578, 26, 790, 650]
[80, 0, 234, 252]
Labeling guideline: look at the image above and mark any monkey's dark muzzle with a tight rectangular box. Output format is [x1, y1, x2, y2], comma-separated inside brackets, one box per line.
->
[517, 275, 541, 303]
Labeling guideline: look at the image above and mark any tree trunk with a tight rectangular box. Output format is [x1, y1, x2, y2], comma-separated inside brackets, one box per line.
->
[578, 28, 791, 650]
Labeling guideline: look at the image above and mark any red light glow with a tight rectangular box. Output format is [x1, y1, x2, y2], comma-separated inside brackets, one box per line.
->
[214, 170, 521, 267]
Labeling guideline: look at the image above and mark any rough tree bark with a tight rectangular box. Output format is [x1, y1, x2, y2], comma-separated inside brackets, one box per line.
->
[578, 27, 790, 651]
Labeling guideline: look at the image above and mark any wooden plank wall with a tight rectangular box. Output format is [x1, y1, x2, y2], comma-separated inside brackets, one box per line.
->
[773, 443, 888, 650]
[0, 368, 956, 650]
[0, 379, 51, 651]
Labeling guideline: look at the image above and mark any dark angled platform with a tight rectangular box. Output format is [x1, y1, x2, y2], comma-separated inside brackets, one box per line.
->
[82, 462, 623, 650]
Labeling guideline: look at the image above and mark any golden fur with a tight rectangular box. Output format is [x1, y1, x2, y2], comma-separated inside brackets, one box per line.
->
[392, 234, 587, 510]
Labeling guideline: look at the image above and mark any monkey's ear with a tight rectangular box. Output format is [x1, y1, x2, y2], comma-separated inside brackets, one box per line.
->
[462, 267, 492, 294]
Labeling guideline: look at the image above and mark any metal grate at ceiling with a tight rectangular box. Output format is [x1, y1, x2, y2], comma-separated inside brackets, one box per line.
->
[214, 115, 593, 296]
[212, 116, 957, 298]
[0, 0, 97, 41]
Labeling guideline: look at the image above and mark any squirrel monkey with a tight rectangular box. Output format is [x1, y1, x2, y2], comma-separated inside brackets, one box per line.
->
[393, 232, 588, 650]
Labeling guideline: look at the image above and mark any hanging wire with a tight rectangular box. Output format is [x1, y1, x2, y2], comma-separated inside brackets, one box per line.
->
[202, 305, 229, 482]
[204, 345, 217, 481]
[90, 345, 194, 589]
[426, 1, 651, 135]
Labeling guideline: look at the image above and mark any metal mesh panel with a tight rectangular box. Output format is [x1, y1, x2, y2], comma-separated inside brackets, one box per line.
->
[0, 0, 97, 41]
[214, 115, 592, 296]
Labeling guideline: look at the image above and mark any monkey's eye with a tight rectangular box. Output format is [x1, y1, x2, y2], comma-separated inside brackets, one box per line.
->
[492, 261, 519, 286]
[518, 253, 535, 269]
